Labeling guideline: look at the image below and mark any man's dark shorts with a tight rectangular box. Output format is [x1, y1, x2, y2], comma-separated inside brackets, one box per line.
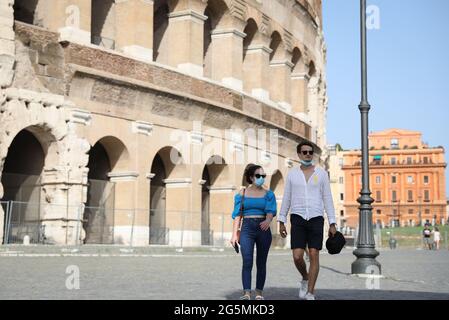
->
[290, 215, 324, 250]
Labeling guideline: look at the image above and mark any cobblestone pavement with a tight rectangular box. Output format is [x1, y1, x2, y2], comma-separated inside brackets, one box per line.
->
[0, 247, 448, 300]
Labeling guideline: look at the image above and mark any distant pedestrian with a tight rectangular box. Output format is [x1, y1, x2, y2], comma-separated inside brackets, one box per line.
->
[433, 227, 440, 250]
[423, 225, 432, 250]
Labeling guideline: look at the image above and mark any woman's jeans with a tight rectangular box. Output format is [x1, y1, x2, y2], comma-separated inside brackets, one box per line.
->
[240, 218, 272, 291]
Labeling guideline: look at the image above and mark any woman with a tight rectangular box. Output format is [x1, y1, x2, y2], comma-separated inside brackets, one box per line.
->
[230, 164, 277, 300]
[433, 227, 440, 250]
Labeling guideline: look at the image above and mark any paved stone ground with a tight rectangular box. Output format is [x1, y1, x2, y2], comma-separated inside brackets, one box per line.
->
[0, 247, 448, 300]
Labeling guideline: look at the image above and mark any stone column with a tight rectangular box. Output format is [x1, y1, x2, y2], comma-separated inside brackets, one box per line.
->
[208, 186, 235, 245]
[210, 28, 246, 91]
[115, 0, 154, 63]
[291, 72, 310, 116]
[164, 178, 195, 246]
[108, 172, 138, 245]
[269, 52, 294, 112]
[39, 166, 88, 245]
[0, 0, 15, 88]
[167, 6, 207, 77]
[243, 36, 272, 101]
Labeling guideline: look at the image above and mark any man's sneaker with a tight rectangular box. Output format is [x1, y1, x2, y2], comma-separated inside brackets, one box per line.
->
[305, 292, 316, 300]
[299, 280, 308, 299]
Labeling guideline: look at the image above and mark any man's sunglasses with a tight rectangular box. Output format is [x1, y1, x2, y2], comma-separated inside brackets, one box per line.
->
[301, 150, 314, 156]
[254, 174, 267, 178]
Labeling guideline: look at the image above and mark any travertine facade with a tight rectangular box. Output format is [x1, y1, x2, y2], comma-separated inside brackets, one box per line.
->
[0, 0, 328, 246]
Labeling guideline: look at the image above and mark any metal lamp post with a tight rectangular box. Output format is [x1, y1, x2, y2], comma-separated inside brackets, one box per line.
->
[351, 0, 381, 275]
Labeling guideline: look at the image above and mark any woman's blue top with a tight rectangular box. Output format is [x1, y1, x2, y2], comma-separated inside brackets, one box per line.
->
[231, 190, 277, 219]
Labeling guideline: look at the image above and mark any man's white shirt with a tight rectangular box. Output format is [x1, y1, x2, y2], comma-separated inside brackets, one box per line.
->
[277, 166, 336, 225]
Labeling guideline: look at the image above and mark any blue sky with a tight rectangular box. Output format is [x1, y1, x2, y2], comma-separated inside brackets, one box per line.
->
[323, 0, 449, 197]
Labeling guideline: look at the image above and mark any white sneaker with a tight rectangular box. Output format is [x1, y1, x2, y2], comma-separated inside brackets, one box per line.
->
[299, 280, 308, 299]
[305, 292, 316, 300]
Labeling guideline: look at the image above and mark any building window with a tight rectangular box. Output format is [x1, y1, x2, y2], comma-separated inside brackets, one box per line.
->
[376, 191, 382, 202]
[340, 210, 344, 217]
[340, 193, 344, 201]
[424, 190, 430, 202]
[373, 155, 382, 164]
[339, 177, 344, 184]
[390, 157, 397, 165]
[408, 209, 413, 215]
[425, 209, 430, 215]
[391, 139, 399, 149]
[375, 176, 381, 184]
[407, 157, 412, 164]
[424, 176, 429, 184]
[408, 190, 413, 202]
[393, 209, 398, 216]
[376, 210, 381, 215]
[392, 175, 397, 184]
[407, 176, 414, 184]
[392, 190, 397, 202]
[423, 157, 429, 164]
[339, 158, 344, 166]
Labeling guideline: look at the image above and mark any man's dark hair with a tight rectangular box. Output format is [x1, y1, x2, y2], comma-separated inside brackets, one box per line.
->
[297, 141, 315, 154]
[244, 163, 262, 184]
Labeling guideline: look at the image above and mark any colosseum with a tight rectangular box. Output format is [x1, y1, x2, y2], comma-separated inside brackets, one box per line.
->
[0, 0, 328, 247]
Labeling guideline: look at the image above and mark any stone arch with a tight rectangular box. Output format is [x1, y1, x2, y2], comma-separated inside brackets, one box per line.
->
[149, 153, 166, 244]
[90, 136, 130, 173]
[0, 93, 90, 245]
[291, 47, 303, 72]
[148, 146, 186, 245]
[1, 128, 47, 244]
[269, 31, 283, 62]
[91, 0, 116, 49]
[83, 136, 129, 244]
[201, 155, 229, 245]
[153, 0, 170, 63]
[151, 146, 187, 179]
[243, 18, 258, 60]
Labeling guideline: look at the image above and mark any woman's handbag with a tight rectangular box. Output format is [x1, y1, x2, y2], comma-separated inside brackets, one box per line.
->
[236, 188, 246, 243]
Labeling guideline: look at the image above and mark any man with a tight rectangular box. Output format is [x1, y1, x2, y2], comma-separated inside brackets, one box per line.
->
[278, 141, 337, 300]
[422, 224, 432, 250]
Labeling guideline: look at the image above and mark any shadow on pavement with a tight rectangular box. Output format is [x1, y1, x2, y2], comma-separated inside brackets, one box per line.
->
[225, 288, 449, 300]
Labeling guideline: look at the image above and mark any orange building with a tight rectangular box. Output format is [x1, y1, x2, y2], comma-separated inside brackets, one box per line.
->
[342, 129, 447, 228]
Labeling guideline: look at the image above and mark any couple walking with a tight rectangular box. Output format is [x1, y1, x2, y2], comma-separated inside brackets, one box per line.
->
[230, 142, 337, 300]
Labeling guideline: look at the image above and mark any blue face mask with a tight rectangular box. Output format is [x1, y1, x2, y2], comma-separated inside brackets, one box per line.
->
[300, 159, 313, 167]
[255, 177, 265, 187]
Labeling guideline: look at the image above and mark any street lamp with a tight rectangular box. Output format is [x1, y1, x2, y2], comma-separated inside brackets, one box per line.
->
[351, 0, 381, 275]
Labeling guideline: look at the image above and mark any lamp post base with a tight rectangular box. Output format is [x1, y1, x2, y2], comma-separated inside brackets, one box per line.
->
[352, 247, 381, 275]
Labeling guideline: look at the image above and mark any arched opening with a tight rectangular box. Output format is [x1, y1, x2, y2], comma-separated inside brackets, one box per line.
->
[153, 0, 170, 63]
[1, 129, 45, 244]
[308, 61, 316, 78]
[269, 31, 282, 62]
[202, 155, 227, 245]
[84, 141, 114, 244]
[13, 0, 39, 25]
[291, 47, 302, 71]
[91, 0, 116, 49]
[84, 137, 128, 244]
[149, 154, 167, 244]
[243, 19, 258, 61]
[201, 166, 211, 245]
